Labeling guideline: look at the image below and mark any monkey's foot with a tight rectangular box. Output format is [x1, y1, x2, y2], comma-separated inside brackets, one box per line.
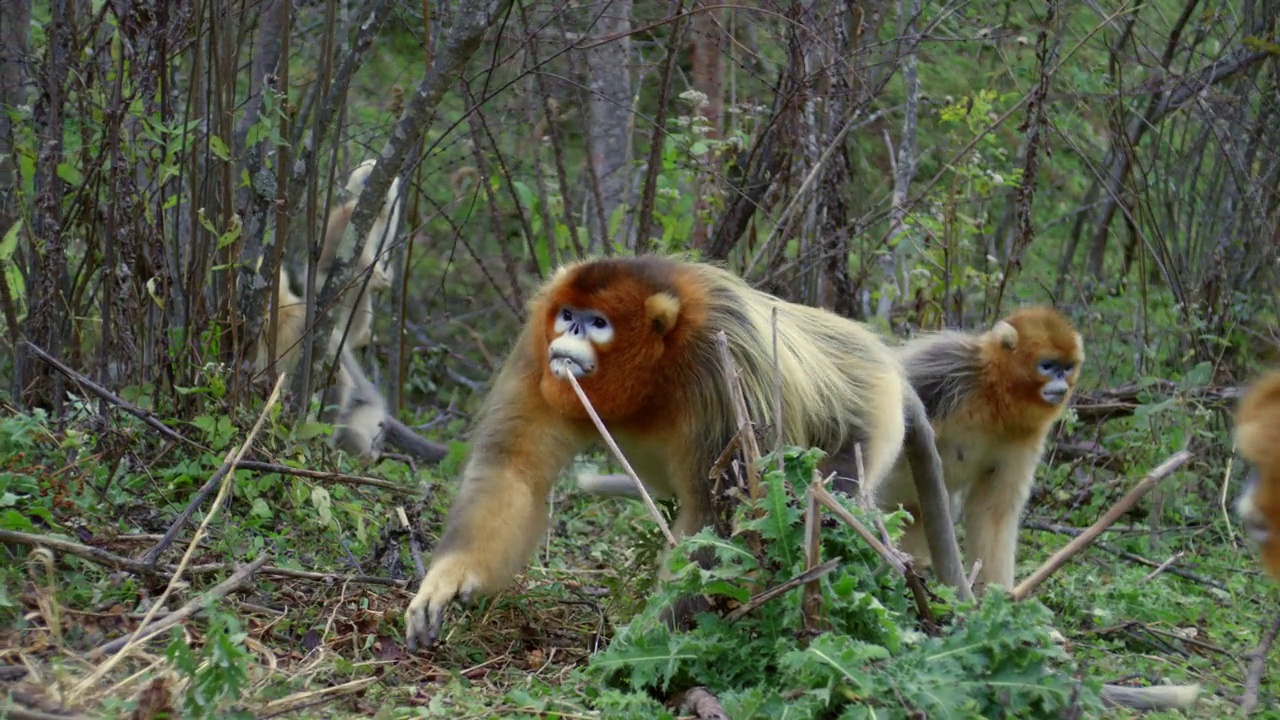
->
[404, 555, 484, 651]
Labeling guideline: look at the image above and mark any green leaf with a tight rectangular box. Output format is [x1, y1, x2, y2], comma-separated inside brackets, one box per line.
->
[0, 218, 22, 262]
[56, 162, 83, 185]
[208, 133, 231, 162]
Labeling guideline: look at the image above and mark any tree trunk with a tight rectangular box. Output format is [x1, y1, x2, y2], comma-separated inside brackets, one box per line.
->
[22, 0, 73, 410]
[0, 0, 32, 402]
[585, 0, 633, 248]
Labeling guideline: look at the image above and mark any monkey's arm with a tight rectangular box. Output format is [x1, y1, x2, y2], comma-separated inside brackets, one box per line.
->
[405, 400, 586, 650]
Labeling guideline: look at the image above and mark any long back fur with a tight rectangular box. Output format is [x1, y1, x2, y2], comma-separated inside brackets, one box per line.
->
[484, 255, 906, 489]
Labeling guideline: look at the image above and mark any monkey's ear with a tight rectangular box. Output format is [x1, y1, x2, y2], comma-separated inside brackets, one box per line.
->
[645, 292, 681, 335]
[991, 320, 1019, 349]
[1072, 331, 1085, 360]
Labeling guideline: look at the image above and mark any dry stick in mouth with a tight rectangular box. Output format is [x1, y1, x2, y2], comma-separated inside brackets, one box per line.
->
[555, 365, 677, 547]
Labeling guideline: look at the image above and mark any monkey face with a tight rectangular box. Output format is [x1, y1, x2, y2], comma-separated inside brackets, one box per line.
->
[547, 306, 614, 379]
[995, 307, 1084, 412]
[533, 259, 686, 423]
[1034, 358, 1077, 405]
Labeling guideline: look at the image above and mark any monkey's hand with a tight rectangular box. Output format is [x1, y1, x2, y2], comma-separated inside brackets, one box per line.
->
[404, 554, 484, 651]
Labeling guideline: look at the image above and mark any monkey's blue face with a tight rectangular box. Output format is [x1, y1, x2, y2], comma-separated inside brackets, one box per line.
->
[1035, 358, 1076, 405]
[548, 306, 615, 379]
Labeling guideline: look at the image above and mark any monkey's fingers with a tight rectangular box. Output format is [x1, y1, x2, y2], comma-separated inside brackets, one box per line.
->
[403, 555, 482, 652]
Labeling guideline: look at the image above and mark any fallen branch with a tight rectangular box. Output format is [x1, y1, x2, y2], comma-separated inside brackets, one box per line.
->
[0, 529, 405, 589]
[801, 474, 825, 633]
[1071, 382, 1242, 423]
[20, 340, 204, 451]
[144, 378, 290, 567]
[0, 529, 160, 578]
[256, 676, 378, 718]
[1024, 521, 1226, 591]
[73, 374, 287, 699]
[183, 562, 408, 588]
[725, 557, 841, 623]
[87, 554, 272, 658]
[558, 370, 676, 547]
[1012, 450, 1193, 601]
[237, 460, 421, 496]
[1239, 611, 1280, 715]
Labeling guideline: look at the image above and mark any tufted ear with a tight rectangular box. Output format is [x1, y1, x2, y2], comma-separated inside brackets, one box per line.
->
[645, 292, 681, 335]
[991, 320, 1019, 350]
[1072, 331, 1085, 361]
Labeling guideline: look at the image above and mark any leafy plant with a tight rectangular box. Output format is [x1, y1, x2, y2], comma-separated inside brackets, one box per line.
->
[582, 447, 1103, 718]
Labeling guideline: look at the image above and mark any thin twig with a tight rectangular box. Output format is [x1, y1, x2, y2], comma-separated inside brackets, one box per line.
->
[257, 676, 379, 718]
[0, 529, 162, 578]
[1012, 450, 1193, 601]
[1024, 521, 1226, 590]
[237, 460, 422, 496]
[801, 476, 824, 633]
[812, 480, 905, 572]
[20, 340, 204, 451]
[182, 562, 408, 588]
[87, 554, 271, 658]
[72, 374, 287, 699]
[559, 371, 676, 547]
[770, 306, 784, 475]
[715, 331, 762, 501]
[397, 505, 426, 580]
[1139, 551, 1185, 584]
[811, 475, 935, 624]
[1240, 612, 1280, 715]
[725, 557, 842, 622]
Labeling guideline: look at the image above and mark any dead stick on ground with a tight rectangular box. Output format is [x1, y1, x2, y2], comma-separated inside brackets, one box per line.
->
[1012, 449, 1193, 602]
[726, 557, 842, 622]
[144, 384, 304, 566]
[237, 460, 421, 496]
[88, 554, 271, 658]
[182, 562, 408, 588]
[1240, 611, 1280, 715]
[20, 340, 205, 452]
[397, 505, 426, 580]
[560, 371, 677, 547]
[0, 530, 404, 588]
[72, 373, 287, 699]
[256, 676, 379, 719]
[1024, 521, 1226, 590]
[0, 529, 161, 577]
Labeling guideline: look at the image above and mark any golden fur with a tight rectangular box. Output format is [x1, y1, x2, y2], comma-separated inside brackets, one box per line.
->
[1234, 372, 1280, 580]
[310, 159, 404, 352]
[403, 254, 909, 649]
[863, 306, 1084, 591]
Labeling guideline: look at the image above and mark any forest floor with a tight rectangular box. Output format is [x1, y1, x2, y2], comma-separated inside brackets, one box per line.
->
[0, 375, 1276, 719]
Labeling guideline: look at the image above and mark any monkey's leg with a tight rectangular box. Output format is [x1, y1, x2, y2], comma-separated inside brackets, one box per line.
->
[405, 422, 586, 650]
[962, 456, 1037, 591]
